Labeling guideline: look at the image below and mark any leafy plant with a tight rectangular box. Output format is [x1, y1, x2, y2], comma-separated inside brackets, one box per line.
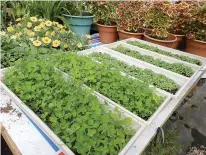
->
[144, 1, 172, 40]
[86, 1, 118, 25]
[88, 52, 179, 93]
[116, 1, 147, 33]
[3, 58, 135, 155]
[112, 45, 194, 77]
[186, 2, 206, 42]
[49, 52, 163, 119]
[127, 40, 202, 66]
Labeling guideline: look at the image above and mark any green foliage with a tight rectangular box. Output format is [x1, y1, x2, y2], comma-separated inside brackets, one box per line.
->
[3, 58, 135, 155]
[143, 129, 182, 155]
[112, 45, 194, 77]
[88, 52, 179, 93]
[127, 40, 202, 66]
[49, 52, 163, 119]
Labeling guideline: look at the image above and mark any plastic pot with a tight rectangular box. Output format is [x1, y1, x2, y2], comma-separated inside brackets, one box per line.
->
[185, 38, 206, 57]
[143, 30, 177, 48]
[63, 12, 94, 36]
[118, 29, 145, 40]
[97, 23, 118, 44]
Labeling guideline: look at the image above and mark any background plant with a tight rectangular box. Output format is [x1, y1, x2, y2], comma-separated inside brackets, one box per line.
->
[86, 1, 118, 25]
[144, 1, 172, 40]
[116, 1, 147, 33]
[3, 58, 135, 155]
[186, 2, 206, 42]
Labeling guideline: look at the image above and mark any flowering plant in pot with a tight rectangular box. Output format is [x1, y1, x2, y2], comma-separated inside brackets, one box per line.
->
[116, 1, 148, 40]
[185, 2, 206, 57]
[143, 1, 177, 48]
[86, 1, 118, 43]
[167, 1, 195, 49]
[63, 1, 94, 36]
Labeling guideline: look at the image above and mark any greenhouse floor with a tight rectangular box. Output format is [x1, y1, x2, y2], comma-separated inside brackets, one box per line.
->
[165, 79, 206, 154]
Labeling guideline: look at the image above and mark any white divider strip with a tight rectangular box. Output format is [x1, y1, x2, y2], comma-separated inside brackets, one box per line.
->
[108, 42, 200, 72]
[121, 38, 206, 65]
[0, 81, 75, 155]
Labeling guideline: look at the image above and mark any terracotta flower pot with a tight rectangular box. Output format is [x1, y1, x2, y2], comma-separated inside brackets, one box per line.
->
[173, 34, 185, 50]
[97, 23, 118, 44]
[118, 29, 145, 40]
[143, 31, 177, 48]
[185, 38, 206, 57]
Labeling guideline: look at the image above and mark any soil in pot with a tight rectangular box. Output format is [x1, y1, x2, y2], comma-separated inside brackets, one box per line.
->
[144, 31, 177, 49]
[118, 29, 145, 40]
[97, 23, 118, 44]
[185, 38, 206, 57]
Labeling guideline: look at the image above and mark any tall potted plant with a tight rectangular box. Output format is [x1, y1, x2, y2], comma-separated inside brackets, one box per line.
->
[87, 1, 118, 44]
[143, 1, 177, 48]
[63, 1, 94, 36]
[116, 1, 147, 40]
[185, 2, 206, 57]
[168, 1, 195, 49]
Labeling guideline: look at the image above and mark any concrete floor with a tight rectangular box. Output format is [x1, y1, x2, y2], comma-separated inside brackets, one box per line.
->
[165, 79, 206, 154]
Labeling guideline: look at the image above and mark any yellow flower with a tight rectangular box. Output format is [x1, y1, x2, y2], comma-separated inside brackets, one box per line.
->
[39, 22, 45, 28]
[68, 30, 72, 33]
[16, 23, 21, 27]
[51, 31, 56, 36]
[64, 44, 69, 49]
[57, 24, 63, 29]
[52, 40, 60, 47]
[7, 26, 14, 32]
[77, 42, 82, 48]
[15, 32, 22, 37]
[61, 29, 65, 32]
[27, 22, 32, 28]
[29, 38, 34, 41]
[53, 22, 59, 25]
[28, 32, 35, 37]
[11, 35, 17, 39]
[45, 20, 52, 26]
[38, 19, 43, 22]
[34, 26, 41, 32]
[33, 40, 42, 47]
[0, 31, 6, 36]
[15, 18, 22, 22]
[85, 34, 91, 39]
[30, 17, 38, 22]
[42, 37, 51, 44]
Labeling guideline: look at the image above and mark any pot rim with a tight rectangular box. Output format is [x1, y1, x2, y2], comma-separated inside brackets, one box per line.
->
[186, 38, 206, 44]
[63, 13, 94, 19]
[172, 34, 185, 37]
[96, 23, 117, 28]
[144, 31, 177, 43]
[118, 29, 145, 35]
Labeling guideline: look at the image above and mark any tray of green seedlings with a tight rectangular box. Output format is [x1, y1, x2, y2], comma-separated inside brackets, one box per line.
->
[49, 52, 171, 125]
[122, 38, 206, 67]
[0, 58, 147, 155]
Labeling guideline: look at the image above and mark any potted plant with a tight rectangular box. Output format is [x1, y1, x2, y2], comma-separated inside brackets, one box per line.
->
[185, 2, 206, 57]
[116, 1, 147, 40]
[168, 1, 195, 49]
[143, 2, 177, 48]
[87, 1, 118, 44]
[63, 1, 94, 36]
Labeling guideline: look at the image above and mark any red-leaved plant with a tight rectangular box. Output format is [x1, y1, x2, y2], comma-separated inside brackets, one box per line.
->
[116, 1, 147, 33]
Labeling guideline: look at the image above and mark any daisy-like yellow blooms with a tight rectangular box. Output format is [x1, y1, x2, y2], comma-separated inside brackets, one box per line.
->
[16, 23, 21, 27]
[64, 44, 68, 49]
[30, 17, 38, 22]
[34, 26, 41, 32]
[45, 20, 52, 26]
[11, 35, 17, 39]
[52, 40, 60, 47]
[33, 40, 42, 47]
[85, 34, 91, 39]
[39, 22, 45, 28]
[15, 32, 22, 37]
[53, 21, 59, 25]
[61, 29, 65, 32]
[28, 32, 35, 37]
[27, 22, 32, 28]
[77, 42, 83, 48]
[7, 26, 14, 32]
[38, 19, 43, 22]
[15, 18, 22, 22]
[29, 38, 34, 41]
[57, 24, 63, 29]
[42, 37, 51, 44]
[51, 31, 56, 36]
[0, 31, 6, 36]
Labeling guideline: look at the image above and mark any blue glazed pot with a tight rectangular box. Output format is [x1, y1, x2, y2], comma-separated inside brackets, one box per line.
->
[63, 12, 94, 36]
